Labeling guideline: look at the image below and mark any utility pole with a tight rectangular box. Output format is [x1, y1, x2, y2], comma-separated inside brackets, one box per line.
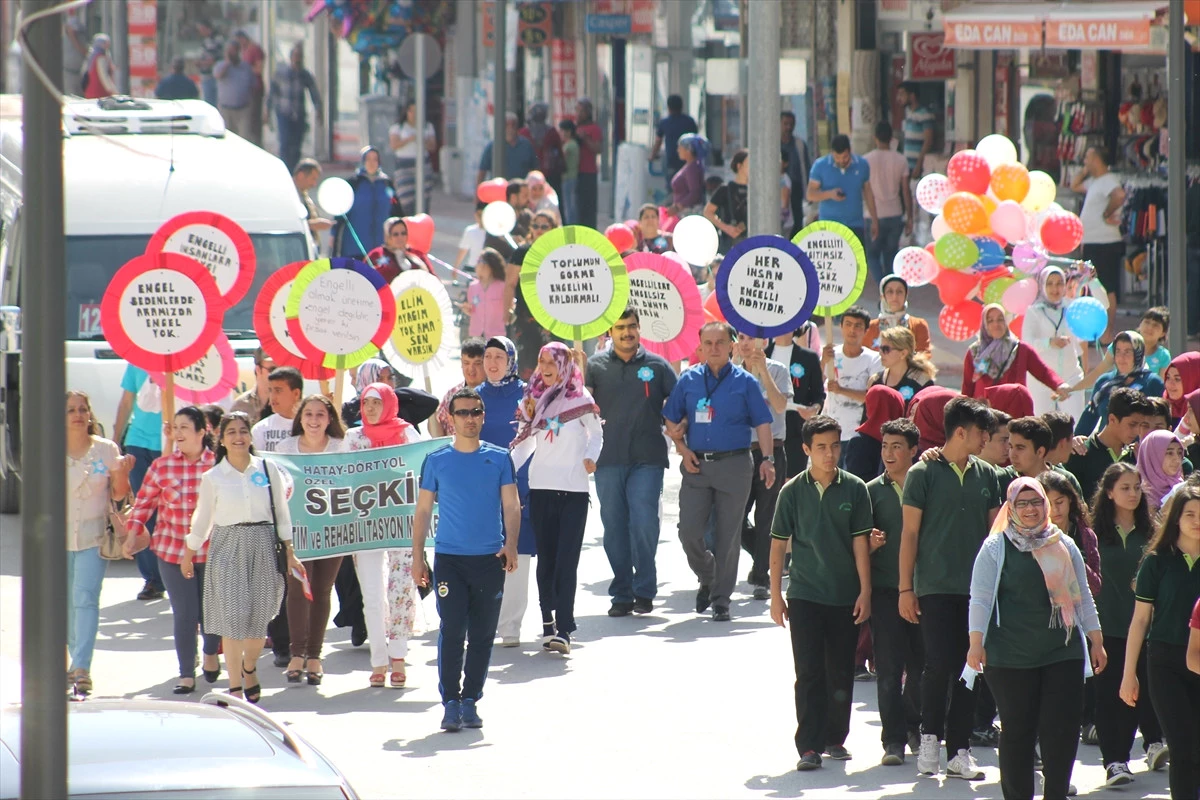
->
[1166, 0, 1187, 357]
[20, 1, 68, 798]
[415, 33, 427, 214]
[747, 0, 780, 236]
[491, 0, 507, 180]
[111, 0, 129, 94]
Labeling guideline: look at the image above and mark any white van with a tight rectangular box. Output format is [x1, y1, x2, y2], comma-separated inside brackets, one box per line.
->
[0, 95, 316, 511]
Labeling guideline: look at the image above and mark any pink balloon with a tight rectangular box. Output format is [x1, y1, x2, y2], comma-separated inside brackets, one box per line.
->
[1012, 243, 1048, 274]
[893, 246, 939, 287]
[930, 214, 951, 241]
[989, 200, 1027, 244]
[1001, 277, 1039, 315]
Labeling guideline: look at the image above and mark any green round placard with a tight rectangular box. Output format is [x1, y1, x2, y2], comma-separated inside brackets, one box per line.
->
[791, 220, 868, 317]
[519, 225, 630, 341]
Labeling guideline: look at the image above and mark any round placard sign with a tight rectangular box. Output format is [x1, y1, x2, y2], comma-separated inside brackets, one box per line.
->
[520, 225, 629, 341]
[791, 221, 868, 317]
[146, 211, 257, 309]
[384, 269, 455, 377]
[99, 252, 224, 373]
[715, 236, 819, 338]
[149, 333, 238, 404]
[285, 258, 395, 370]
[624, 252, 704, 362]
[252, 261, 334, 380]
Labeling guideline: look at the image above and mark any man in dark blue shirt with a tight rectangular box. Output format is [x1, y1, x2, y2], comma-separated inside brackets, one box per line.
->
[650, 94, 699, 188]
[664, 321, 775, 621]
[155, 57, 199, 101]
[413, 388, 521, 732]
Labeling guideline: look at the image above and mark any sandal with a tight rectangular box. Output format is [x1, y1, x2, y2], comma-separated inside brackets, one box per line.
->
[389, 659, 406, 689]
[242, 663, 261, 704]
[285, 657, 304, 684]
[306, 658, 323, 686]
[369, 671, 386, 688]
[72, 669, 93, 695]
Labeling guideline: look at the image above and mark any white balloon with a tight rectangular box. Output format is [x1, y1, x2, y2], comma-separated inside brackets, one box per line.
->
[976, 134, 1018, 169]
[316, 177, 355, 217]
[672, 215, 719, 266]
[481, 201, 516, 236]
[930, 213, 951, 241]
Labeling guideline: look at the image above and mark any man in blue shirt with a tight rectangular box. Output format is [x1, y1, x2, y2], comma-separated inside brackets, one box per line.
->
[155, 57, 199, 101]
[476, 113, 537, 184]
[806, 133, 880, 251]
[664, 321, 775, 621]
[413, 388, 521, 732]
[649, 94, 698, 188]
[113, 364, 165, 601]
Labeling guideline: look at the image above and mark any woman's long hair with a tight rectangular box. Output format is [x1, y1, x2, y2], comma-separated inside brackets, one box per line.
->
[66, 390, 99, 436]
[213, 411, 257, 465]
[1038, 469, 1090, 544]
[1090, 462, 1151, 547]
[1145, 485, 1200, 557]
[880, 326, 937, 381]
[175, 406, 214, 452]
[289, 394, 346, 439]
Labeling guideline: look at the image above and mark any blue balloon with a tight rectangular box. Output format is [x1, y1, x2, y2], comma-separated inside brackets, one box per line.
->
[1065, 297, 1107, 341]
[970, 236, 1006, 273]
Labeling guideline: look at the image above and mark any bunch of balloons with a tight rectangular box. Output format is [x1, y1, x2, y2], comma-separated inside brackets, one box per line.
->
[305, 0, 451, 54]
[901, 133, 1087, 342]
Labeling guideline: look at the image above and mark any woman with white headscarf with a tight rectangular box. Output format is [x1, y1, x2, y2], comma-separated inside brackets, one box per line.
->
[82, 33, 117, 99]
[1023, 266, 1085, 419]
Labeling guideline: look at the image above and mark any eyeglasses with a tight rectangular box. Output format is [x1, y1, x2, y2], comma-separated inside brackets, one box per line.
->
[451, 408, 484, 418]
[1012, 498, 1045, 510]
[877, 345, 893, 354]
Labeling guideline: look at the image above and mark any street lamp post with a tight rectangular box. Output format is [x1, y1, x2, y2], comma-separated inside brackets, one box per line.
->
[747, 0, 781, 237]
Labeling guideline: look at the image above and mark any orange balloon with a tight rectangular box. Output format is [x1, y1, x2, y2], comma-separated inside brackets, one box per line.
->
[990, 163, 1031, 203]
[942, 192, 989, 235]
[979, 194, 998, 217]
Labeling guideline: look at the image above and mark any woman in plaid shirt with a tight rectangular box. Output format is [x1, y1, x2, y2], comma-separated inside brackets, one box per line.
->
[125, 406, 218, 694]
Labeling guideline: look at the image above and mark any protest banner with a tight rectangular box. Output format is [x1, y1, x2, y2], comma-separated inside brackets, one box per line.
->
[253, 261, 335, 381]
[383, 270, 455, 390]
[624, 251, 704, 362]
[792, 220, 868, 378]
[146, 211, 257, 309]
[149, 333, 238, 404]
[715, 236, 819, 339]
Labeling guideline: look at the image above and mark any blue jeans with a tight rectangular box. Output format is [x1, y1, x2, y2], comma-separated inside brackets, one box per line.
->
[200, 75, 217, 107]
[866, 216, 904, 283]
[276, 113, 308, 175]
[126, 445, 163, 590]
[434, 553, 505, 703]
[67, 547, 107, 671]
[560, 177, 577, 225]
[595, 465, 665, 603]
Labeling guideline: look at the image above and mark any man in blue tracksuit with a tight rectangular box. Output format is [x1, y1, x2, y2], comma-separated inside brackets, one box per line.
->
[414, 388, 521, 732]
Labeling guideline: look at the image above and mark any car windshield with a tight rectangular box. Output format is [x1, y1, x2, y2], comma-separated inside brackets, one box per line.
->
[66, 233, 309, 341]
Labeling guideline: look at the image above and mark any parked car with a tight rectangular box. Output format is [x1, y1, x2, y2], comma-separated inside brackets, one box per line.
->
[0, 693, 359, 799]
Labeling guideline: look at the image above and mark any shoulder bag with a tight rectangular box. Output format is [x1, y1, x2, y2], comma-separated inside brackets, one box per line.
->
[262, 462, 289, 577]
[100, 494, 133, 560]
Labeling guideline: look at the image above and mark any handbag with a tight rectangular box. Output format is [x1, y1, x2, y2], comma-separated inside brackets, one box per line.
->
[262, 463, 289, 577]
[100, 494, 133, 561]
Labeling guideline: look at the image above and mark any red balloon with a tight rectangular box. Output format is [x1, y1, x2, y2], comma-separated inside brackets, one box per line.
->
[605, 223, 636, 253]
[939, 300, 983, 342]
[403, 213, 435, 254]
[947, 150, 992, 195]
[1009, 315, 1024, 339]
[476, 178, 508, 204]
[703, 290, 726, 322]
[1039, 210, 1084, 255]
[934, 268, 978, 306]
[924, 242, 938, 258]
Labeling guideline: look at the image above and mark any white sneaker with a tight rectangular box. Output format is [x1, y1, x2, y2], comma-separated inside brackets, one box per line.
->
[1105, 762, 1135, 787]
[1041, 773, 1078, 796]
[916, 734, 940, 776]
[1146, 741, 1169, 771]
[946, 749, 985, 780]
[500, 637, 520, 648]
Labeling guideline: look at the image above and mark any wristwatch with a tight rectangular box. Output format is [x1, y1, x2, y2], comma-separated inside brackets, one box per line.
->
[763, 455, 775, 464]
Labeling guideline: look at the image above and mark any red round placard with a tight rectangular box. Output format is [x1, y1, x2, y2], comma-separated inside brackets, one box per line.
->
[149, 333, 239, 403]
[252, 261, 335, 380]
[146, 211, 257, 309]
[99, 252, 224, 373]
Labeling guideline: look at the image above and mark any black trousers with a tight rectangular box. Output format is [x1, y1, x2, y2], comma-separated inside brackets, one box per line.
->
[744, 444, 786, 586]
[871, 588, 923, 747]
[788, 598, 858, 756]
[528, 489, 589, 635]
[576, 172, 598, 229]
[1147, 641, 1200, 800]
[986, 659, 1084, 800]
[1095, 634, 1162, 765]
[918, 594, 977, 757]
[332, 557, 365, 634]
[434, 553, 505, 703]
[974, 676, 997, 729]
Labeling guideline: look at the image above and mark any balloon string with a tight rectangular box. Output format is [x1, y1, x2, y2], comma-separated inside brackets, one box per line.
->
[341, 215, 369, 258]
[425, 253, 476, 281]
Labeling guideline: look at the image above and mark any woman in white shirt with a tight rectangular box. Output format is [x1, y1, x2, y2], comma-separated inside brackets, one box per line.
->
[182, 411, 301, 704]
[1023, 266, 1085, 419]
[65, 391, 133, 696]
[389, 101, 436, 215]
[511, 343, 603, 655]
[276, 395, 347, 686]
[345, 383, 426, 688]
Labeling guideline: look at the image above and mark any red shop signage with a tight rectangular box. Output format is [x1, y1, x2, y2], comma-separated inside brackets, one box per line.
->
[909, 33, 955, 80]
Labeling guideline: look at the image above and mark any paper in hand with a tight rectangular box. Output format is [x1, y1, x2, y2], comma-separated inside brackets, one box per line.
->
[291, 566, 313, 601]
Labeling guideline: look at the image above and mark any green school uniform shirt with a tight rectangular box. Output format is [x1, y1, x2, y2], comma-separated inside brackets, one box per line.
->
[1134, 548, 1200, 647]
[985, 535, 1082, 669]
[1095, 525, 1151, 638]
[867, 473, 905, 591]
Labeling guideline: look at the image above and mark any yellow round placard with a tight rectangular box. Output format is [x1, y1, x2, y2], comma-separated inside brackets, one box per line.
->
[390, 285, 444, 365]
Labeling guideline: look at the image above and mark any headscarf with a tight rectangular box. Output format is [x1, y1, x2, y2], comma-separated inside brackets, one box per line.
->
[357, 145, 382, 178]
[355, 358, 390, 395]
[877, 275, 910, 330]
[969, 303, 1020, 382]
[1164, 352, 1200, 421]
[909, 386, 959, 451]
[857, 385, 906, 442]
[1033, 266, 1066, 311]
[526, 102, 551, 148]
[1137, 429, 1184, 510]
[990, 477, 1081, 639]
[1189, 389, 1200, 427]
[359, 383, 412, 447]
[985, 384, 1034, 420]
[1089, 330, 1149, 414]
[83, 33, 111, 77]
[511, 343, 598, 451]
[485, 336, 520, 387]
[677, 133, 710, 163]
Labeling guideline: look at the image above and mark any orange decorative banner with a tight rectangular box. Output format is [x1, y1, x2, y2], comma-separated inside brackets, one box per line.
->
[944, 20, 1042, 49]
[1044, 19, 1151, 49]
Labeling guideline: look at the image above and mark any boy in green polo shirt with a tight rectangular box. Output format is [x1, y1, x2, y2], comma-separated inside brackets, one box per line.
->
[867, 418, 923, 767]
[770, 415, 873, 772]
[898, 396, 1000, 780]
[1064, 388, 1152, 503]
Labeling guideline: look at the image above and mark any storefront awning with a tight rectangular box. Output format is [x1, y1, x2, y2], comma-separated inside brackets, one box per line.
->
[943, 3, 1044, 49]
[1042, 2, 1167, 49]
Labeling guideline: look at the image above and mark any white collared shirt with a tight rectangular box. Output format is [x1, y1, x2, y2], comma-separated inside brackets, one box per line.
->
[185, 456, 293, 550]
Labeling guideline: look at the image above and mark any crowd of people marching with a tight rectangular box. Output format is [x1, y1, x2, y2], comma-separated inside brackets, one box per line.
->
[64, 195, 1200, 797]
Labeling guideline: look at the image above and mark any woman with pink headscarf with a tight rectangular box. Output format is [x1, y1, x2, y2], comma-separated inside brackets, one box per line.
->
[511, 343, 602, 656]
[1135, 429, 1186, 515]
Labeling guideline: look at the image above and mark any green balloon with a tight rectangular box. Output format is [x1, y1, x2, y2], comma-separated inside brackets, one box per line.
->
[984, 277, 1017, 306]
[935, 233, 980, 271]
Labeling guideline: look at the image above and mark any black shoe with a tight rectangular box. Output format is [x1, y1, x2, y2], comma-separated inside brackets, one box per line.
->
[796, 751, 822, 771]
[881, 743, 905, 766]
[696, 585, 711, 613]
[632, 597, 653, 614]
[752, 585, 770, 600]
[137, 581, 164, 601]
[908, 731, 922, 756]
[172, 679, 196, 695]
[854, 665, 876, 681]
[711, 605, 731, 622]
[608, 601, 635, 617]
[272, 653, 290, 669]
[350, 625, 367, 647]
[970, 725, 1000, 748]
[824, 745, 852, 761]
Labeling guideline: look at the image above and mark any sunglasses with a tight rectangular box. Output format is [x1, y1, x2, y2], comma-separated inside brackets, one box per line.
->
[452, 408, 484, 418]
[1012, 498, 1045, 510]
[877, 345, 893, 355]
[531, 223, 552, 231]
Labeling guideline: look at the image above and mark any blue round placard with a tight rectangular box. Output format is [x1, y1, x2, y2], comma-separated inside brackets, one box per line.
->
[715, 236, 819, 339]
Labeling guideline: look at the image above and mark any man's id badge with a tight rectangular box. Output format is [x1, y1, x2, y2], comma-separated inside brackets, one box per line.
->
[695, 398, 713, 424]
